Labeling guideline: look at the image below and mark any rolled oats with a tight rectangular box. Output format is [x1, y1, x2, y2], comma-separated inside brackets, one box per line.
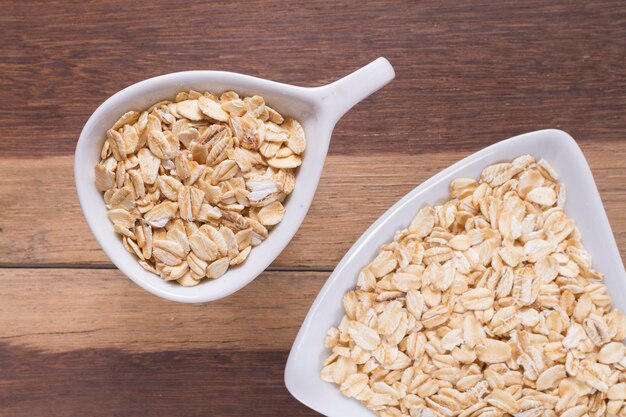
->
[95, 91, 305, 285]
[322, 155, 626, 417]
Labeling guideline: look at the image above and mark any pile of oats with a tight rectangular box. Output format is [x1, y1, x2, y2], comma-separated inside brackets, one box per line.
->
[95, 90, 305, 286]
[322, 155, 626, 417]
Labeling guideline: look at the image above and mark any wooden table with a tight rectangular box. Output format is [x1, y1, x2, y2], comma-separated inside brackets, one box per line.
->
[1, 1, 625, 415]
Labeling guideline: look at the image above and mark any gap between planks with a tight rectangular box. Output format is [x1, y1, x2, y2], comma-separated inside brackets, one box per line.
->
[0, 263, 333, 272]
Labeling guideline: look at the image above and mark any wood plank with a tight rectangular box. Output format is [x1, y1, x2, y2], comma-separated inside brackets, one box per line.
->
[0, 270, 325, 416]
[1, 1, 626, 158]
[0, 344, 320, 417]
[1, 143, 625, 267]
[0, 269, 326, 353]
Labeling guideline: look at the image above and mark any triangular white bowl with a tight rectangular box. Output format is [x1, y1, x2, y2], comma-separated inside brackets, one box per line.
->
[285, 129, 626, 416]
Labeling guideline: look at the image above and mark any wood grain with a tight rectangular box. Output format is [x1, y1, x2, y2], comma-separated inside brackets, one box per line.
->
[2, 0, 626, 416]
[1, 1, 626, 158]
[0, 344, 317, 417]
[0, 269, 323, 416]
[1, 144, 625, 268]
[0, 269, 325, 352]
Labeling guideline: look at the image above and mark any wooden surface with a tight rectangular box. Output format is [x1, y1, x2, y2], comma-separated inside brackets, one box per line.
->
[1, 0, 626, 416]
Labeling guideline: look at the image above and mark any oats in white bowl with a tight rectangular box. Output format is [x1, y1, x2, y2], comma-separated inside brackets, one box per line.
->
[322, 155, 626, 417]
[95, 90, 305, 286]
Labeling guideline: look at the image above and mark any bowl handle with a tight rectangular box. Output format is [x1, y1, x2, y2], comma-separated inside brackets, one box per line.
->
[312, 57, 395, 125]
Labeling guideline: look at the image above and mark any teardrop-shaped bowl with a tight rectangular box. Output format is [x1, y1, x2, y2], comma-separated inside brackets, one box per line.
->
[75, 58, 395, 303]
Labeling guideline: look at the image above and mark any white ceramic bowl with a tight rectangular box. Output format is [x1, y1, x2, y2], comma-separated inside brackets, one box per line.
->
[285, 129, 626, 416]
[75, 58, 395, 303]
